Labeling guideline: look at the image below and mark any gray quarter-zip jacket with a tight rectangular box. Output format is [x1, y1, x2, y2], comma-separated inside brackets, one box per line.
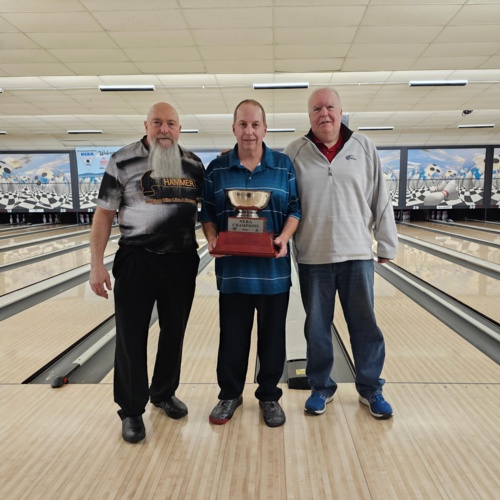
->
[283, 125, 398, 264]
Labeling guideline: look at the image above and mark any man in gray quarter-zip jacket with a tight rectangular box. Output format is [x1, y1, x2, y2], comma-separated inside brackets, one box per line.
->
[284, 87, 398, 420]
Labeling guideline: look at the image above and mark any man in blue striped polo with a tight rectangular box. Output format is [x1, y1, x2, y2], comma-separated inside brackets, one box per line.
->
[200, 99, 301, 427]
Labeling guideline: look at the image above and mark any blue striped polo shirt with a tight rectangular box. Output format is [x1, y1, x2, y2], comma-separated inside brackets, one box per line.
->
[200, 143, 301, 295]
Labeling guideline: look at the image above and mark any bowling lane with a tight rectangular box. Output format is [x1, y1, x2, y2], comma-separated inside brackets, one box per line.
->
[0, 224, 93, 248]
[393, 242, 500, 323]
[0, 228, 209, 383]
[408, 221, 500, 245]
[0, 227, 121, 266]
[459, 220, 500, 230]
[397, 224, 500, 265]
[334, 273, 500, 384]
[0, 241, 119, 296]
[0, 223, 69, 237]
[0, 279, 115, 384]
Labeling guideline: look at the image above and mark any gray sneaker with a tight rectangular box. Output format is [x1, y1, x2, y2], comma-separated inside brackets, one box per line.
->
[259, 401, 286, 427]
[209, 396, 243, 425]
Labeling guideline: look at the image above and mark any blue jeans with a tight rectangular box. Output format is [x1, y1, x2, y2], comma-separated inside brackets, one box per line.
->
[298, 260, 386, 399]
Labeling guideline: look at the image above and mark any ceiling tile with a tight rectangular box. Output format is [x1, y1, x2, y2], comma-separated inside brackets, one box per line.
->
[354, 26, 442, 44]
[362, 4, 461, 25]
[92, 10, 187, 31]
[109, 31, 195, 48]
[0, 63, 76, 76]
[0, 33, 40, 49]
[450, 4, 500, 24]
[200, 46, 273, 61]
[183, 7, 273, 29]
[435, 25, 500, 43]
[275, 44, 349, 59]
[274, 27, 356, 44]
[48, 49, 131, 63]
[29, 32, 118, 49]
[124, 47, 201, 62]
[192, 28, 272, 46]
[274, 6, 365, 27]
[2, 12, 103, 32]
[275, 59, 344, 72]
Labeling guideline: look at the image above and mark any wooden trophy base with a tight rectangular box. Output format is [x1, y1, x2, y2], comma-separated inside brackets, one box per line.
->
[211, 231, 277, 258]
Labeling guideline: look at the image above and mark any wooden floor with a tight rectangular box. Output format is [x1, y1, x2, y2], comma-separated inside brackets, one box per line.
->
[0, 223, 499, 499]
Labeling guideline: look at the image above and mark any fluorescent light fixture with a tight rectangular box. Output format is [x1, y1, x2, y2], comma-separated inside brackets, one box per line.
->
[409, 80, 468, 87]
[253, 82, 309, 90]
[180, 129, 199, 133]
[98, 85, 155, 91]
[267, 128, 296, 133]
[458, 124, 495, 129]
[67, 130, 103, 134]
[358, 126, 394, 131]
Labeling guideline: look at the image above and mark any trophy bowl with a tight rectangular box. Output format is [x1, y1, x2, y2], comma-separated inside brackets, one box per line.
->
[226, 189, 272, 218]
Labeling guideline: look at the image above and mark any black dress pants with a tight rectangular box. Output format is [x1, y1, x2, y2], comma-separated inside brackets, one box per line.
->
[113, 246, 199, 417]
[217, 291, 289, 402]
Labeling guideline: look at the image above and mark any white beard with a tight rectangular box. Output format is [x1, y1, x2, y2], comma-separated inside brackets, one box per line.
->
[149, 138, 183, 179]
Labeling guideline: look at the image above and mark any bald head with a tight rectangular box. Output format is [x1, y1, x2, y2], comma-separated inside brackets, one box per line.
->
[144, 102, 181, 148]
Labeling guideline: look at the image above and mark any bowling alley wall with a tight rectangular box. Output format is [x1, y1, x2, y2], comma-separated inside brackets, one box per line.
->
[0, 144, 499, 224]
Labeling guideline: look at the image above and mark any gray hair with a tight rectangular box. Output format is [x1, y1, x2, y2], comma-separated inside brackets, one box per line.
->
[307, 88, 342, 112]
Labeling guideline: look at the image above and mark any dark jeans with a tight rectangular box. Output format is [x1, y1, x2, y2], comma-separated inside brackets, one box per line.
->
[113, 246, 199, 417]
[217, 291, 290, 402]
[298, 260, 386, 399]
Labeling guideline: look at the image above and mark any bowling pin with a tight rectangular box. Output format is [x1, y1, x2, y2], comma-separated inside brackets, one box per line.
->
[463, 171, 473, 190]
[54, 182, 65, 196]
[423, 192, 445, 206]
[430, 180, 446, 192]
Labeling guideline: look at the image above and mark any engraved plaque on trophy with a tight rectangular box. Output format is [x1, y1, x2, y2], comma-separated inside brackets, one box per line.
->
[210, 189, 277, 257]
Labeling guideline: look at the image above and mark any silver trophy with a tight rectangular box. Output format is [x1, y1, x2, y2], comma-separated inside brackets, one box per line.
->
[226, 189, 272, 233]
[211, 189, 276, 257]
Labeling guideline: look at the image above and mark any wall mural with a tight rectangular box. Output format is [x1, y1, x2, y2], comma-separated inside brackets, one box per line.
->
[493, 148, 500, 207]
[0, 153, 72, 212]
[76, 146, 121, 211]
[406, 148, 487, 209]
[378, 149, 400, 207]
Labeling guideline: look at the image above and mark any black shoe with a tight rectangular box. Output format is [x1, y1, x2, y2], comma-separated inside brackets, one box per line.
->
[259, 401, 286, 427]
[153, 396, 188, 419]
[121, 415, 145, 443]
[209, 396, 243, 425]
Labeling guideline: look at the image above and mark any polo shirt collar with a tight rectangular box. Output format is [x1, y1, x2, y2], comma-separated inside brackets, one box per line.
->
[229, 142, 275, 170]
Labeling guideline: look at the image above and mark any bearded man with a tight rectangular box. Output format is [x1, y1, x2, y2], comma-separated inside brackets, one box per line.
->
[90, 102, 204, 443]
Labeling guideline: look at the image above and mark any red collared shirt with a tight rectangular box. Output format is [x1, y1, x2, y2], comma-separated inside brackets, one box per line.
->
[311, 130, 343, 162]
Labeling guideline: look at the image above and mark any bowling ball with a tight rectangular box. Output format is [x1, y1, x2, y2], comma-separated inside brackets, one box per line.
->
[0, 162, 19, 194]
[79, 175, 101, 194]
[30, 167, 70, 196]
